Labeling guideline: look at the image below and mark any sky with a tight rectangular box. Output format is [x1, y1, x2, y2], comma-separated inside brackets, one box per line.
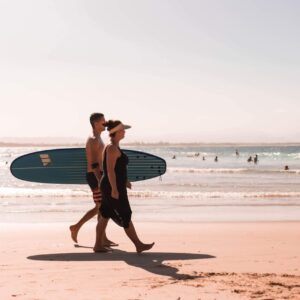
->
[0, 0, 300, 143]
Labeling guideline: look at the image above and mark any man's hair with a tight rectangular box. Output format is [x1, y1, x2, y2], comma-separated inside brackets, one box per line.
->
[90, 113, 104, 129]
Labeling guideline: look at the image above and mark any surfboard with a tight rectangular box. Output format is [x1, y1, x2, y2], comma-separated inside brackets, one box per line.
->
[10, 148, 167, 184]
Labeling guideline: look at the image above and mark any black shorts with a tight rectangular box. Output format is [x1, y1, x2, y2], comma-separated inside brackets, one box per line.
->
[100, 190, 132, 228]
[86, 172, 102, 204]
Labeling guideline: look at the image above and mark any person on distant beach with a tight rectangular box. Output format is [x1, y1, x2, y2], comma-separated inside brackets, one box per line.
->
[69, 113, 116, 247]
[284, 165, 289, 171]
[247, 156, 253, 163]
[254, 154, 258, 164]
[214, 156, 218, 162]
[235, 149, 239, 157]
[93, 120, 154, 253]
[172, 155, 176, 159]
[202, 156, 206, 161]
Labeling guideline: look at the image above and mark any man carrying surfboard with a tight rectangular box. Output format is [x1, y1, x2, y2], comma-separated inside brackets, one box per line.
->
[69, 113, 116, 246]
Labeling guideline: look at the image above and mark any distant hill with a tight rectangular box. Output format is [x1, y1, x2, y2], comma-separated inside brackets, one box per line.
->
[0, 137, 85, 147]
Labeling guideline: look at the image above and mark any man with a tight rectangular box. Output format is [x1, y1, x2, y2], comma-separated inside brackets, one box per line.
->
[70, 113, 116, 246]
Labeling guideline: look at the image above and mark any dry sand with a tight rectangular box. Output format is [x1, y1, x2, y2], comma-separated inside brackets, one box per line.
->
[0, 221, 300, 299]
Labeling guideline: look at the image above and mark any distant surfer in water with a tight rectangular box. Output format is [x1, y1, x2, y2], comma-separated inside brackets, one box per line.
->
[254, 154, 258, 164]
[70, 113, 116, 247]
[93, 120, 154, 253]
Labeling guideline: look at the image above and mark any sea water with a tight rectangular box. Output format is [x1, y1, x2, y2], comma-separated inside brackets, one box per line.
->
[1, 145, 300, 223]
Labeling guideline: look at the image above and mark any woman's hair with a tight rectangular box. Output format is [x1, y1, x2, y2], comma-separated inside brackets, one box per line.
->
[89, 113, 104, 129]
[106, 120, 122, 137]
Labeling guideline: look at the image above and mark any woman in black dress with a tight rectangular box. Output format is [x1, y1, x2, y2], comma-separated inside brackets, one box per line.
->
[93, 120, 154, 253]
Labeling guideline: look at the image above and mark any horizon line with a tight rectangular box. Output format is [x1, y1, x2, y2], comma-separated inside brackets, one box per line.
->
[1, 141, 300, 147]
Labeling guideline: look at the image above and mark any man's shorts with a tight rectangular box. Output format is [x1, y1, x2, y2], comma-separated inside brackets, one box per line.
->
[86, 172, 102, 204]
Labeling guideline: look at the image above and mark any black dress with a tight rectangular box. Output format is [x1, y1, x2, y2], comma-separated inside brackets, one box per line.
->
[100, 146, 132, 228]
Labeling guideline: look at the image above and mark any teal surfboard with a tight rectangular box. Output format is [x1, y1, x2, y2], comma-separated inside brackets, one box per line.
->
[10, 148, 167, 184]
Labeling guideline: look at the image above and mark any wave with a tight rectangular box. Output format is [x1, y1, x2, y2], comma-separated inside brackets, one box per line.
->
[1, 187, 300, 200]
[0, 187, 90, 198]
[169, 167, 248, 174]
[287, 153, 300, 159]
[168, 167, 300, 175]
[129, 191, 300, 199]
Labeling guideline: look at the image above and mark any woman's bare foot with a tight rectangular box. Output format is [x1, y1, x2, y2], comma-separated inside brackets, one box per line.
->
[136, 242, 155, 253]
[104, 241, 119, 247]
[103, 242, 119, 247]
[69, 225, 79, 243]
[103, 238, 119, 247]
[93, 245, 113, 253]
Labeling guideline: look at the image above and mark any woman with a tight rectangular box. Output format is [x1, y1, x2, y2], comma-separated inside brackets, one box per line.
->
[93, 120, 154, 253]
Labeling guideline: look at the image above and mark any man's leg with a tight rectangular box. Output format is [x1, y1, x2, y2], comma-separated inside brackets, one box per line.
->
[69, 204, 99, 243]
[69, 185, 102, 243]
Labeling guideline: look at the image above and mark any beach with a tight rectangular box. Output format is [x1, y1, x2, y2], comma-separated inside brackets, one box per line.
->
[1, 144, 300, 299]
[2, 0, 300, 297]
[0, 221, 300, 299]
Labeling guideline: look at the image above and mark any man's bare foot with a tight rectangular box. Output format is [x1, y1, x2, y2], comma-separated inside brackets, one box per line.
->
[69, 225, 79, 243]
[136, 242, 155, 253]
[93, 246, 113, 253]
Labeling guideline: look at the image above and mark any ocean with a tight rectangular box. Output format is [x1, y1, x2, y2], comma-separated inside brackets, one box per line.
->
[1, 144, 300, 223]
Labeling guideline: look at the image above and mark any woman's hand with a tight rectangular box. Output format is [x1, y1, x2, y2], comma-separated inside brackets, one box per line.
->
[111, 189, 119, 200]
[126, 181, 132, 189]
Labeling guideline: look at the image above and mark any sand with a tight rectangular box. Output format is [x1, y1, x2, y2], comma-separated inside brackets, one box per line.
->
[0, 221, 300, 299]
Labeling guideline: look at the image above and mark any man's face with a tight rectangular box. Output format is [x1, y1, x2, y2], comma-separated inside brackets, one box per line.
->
[95, 117, 106, 132]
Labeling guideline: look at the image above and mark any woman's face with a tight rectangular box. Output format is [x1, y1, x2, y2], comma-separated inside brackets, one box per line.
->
[115, 128, 125, 140]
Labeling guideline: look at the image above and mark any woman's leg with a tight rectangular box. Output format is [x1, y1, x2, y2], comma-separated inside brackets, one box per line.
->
[94, 216, 110, 252]
[124, 221, 154, 253]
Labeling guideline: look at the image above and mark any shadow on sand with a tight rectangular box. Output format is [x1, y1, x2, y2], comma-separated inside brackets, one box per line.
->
[28, 249, 215, 279]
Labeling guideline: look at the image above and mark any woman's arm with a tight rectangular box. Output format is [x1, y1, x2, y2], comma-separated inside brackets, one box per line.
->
[106, 145, 120, 199]
[126, 180, 132, 189]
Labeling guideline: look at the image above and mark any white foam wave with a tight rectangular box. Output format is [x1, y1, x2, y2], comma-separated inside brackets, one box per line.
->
[129, 191, 300, 199]
[259, 152, 281, 157]
[169, 167, 248, 174]
[168, 167, 300, 175]
[1, 188, 300, 200]
[0, 187, 90, 198]
[287, 153, 300, 159]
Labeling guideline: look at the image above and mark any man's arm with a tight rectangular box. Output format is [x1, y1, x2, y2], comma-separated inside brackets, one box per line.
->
[86, 139, 102, 179]
[85, 139, 94, 172]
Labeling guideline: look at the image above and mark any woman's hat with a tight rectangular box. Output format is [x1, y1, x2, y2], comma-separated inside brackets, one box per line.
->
[109, 122, 131, 134]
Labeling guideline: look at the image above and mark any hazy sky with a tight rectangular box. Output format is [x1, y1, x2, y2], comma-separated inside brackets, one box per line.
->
[1, 0, 299, 142]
